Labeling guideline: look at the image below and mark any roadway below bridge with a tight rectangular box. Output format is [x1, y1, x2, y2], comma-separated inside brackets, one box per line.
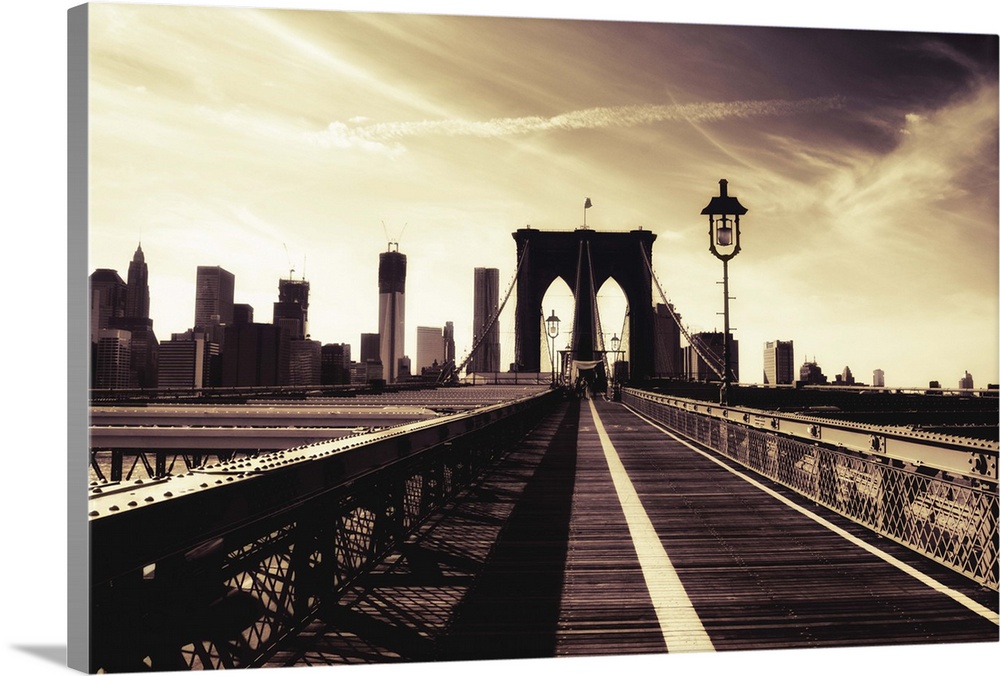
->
[266, 396, 998, 665]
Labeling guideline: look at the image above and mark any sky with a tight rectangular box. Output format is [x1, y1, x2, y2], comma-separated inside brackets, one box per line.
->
[84, 1, 999, 388]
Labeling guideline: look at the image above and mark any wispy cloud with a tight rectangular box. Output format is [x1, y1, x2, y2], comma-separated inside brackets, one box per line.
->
[306, 96, 847, 152]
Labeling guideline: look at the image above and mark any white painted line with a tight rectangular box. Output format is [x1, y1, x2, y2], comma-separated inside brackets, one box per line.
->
[587, 399, 715, 652]
[628, 405, 1000, 627]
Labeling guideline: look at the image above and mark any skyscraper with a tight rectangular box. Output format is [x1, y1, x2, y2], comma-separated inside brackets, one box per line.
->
[416, 326, 444, 375]
[763, 340, 794, 385]
[288, 339, 322, 386]
[684, 331, 738, 382]
[960, 371, 974, 389]
[158, 331, 216, 389]
[321, 343, 352, 385]
[873, 369, 885, 388]
[116, 243, 159, 389]
[221, 319, 282, 387]
[360, 332, 381, 363]
[90, 269, 126, 343]
[471, 267, 500, 373]
[94, 328, 132, 389]
[799, 360, 827, 385]
[124, 243, 150, 320]
[194, 266, 235, 342]
[653, 303, 683, 378]
[378, 245, 406, 383]
[273, 277, 310, 340]
[443, 321, 455, 364]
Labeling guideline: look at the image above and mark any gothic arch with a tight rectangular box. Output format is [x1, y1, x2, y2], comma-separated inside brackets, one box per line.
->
[512, 228, 656, 381]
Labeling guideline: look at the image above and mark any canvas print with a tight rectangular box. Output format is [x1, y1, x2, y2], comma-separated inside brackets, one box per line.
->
[71, 2, 999, 673]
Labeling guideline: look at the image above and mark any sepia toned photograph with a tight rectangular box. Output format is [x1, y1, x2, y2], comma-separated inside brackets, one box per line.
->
[64, 1, 997, 673]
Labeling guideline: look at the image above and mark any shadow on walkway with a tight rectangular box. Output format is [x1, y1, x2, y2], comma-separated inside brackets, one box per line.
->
[267, 399, 580, 666]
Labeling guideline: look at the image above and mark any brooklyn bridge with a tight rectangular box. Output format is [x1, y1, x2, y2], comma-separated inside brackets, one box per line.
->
[84, 225, 999, 672]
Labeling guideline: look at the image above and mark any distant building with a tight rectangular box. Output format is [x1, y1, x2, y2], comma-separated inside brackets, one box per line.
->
[684, 331, 738, 382]
[90, 253, 158, 389]
[352, 360, 383, 384]
[471, 267, 501, 373]
[873, 369, 885, 388]
[90, 269, 126, 343]
[194, 266, 235, 347]
[378, 245, 406, 383]
[159, 331, 217, 389]
[653, 303, 683, 378]
[397, 356, 412, 380]
[111, 316, 159, 389]
[114, 243, 159, 389]
[221, 321, 282, 387]
[799, 360, 828, 385]
[360, 333, 381, 363]
[762, 340, 794, 385]
[960, 371, 974, 389]
[94, 328, 132, 389]
[233, 303, 254, 325]
[443, 321, 455, 364]
[838, 366, 855, 386]
[288, 339, 322, 386]
[321, 343, 352, 385]
[416, 326, 444, 375]
[273, 277, 310, 340]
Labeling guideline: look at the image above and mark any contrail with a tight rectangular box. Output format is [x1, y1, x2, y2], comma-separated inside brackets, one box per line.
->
[342, 96, 847, 141]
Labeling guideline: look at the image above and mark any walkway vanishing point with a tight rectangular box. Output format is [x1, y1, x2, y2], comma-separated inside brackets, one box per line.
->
[264, 396, 999, 665]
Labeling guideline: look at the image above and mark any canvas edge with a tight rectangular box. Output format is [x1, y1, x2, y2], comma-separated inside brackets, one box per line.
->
[67, 3, 91, 672]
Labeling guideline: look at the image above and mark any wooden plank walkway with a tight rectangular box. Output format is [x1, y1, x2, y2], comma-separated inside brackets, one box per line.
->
[265, 397, 998, 666]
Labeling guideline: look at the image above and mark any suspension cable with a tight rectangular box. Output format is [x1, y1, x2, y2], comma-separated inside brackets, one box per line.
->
[642, 244, 725, 379]
[441, 241, 528, 383]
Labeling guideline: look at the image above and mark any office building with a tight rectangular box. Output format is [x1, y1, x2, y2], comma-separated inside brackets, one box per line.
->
[94, 328, 132, 389]
[124, 243, 150, 320]
[114, 243, 159, 388]
[960, 371, 974, 389]
[443, 321, 455, 364]
[360, 333, 381, 363]
[873, 369, 885, 388]
[221, 320, 282, 387]
[416, 326, 444, 375]
[763, 340, 794, 385]
[684, 331, 738, 382]
[194, 266, 235, 345]
[321, 343, 352, 385]
[653, 303, 683, 378]
[90, 269, 126, 343]
[378, 245, 406, 383]
[352, 360, 384, 384]
[273, 277, 310, 340]
[288, 339, 322, 386]
[799, 360, 828, 385]
[471, 267, 501, 373]
[158, 331, 218, 389]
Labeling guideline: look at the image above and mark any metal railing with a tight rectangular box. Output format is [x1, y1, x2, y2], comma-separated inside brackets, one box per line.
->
[88, 388, 559, 672]
[622, 388, 998, 591]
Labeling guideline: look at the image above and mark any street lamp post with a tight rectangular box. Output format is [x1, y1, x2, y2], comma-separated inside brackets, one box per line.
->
[701, 179, 748, 405]
[609, 333, 622, 400]
[545, 309, 561, 386]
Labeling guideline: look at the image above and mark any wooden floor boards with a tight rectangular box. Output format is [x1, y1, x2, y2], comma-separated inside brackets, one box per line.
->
[265, 397, 998, 667]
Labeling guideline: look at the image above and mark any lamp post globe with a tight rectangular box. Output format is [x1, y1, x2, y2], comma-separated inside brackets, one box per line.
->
[545, 309, 560, 385]
[700, 179, 748, 404]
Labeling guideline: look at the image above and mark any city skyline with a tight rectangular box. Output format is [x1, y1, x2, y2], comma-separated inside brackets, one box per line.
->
[86, 2, 998, 389]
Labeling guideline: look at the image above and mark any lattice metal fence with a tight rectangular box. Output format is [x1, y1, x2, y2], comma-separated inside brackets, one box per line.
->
[89, 394, 553, 673]
[623, 390, 999, 591]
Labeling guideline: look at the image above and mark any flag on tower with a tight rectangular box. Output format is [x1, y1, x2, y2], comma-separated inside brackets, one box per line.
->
[584, 198, 592, 209]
